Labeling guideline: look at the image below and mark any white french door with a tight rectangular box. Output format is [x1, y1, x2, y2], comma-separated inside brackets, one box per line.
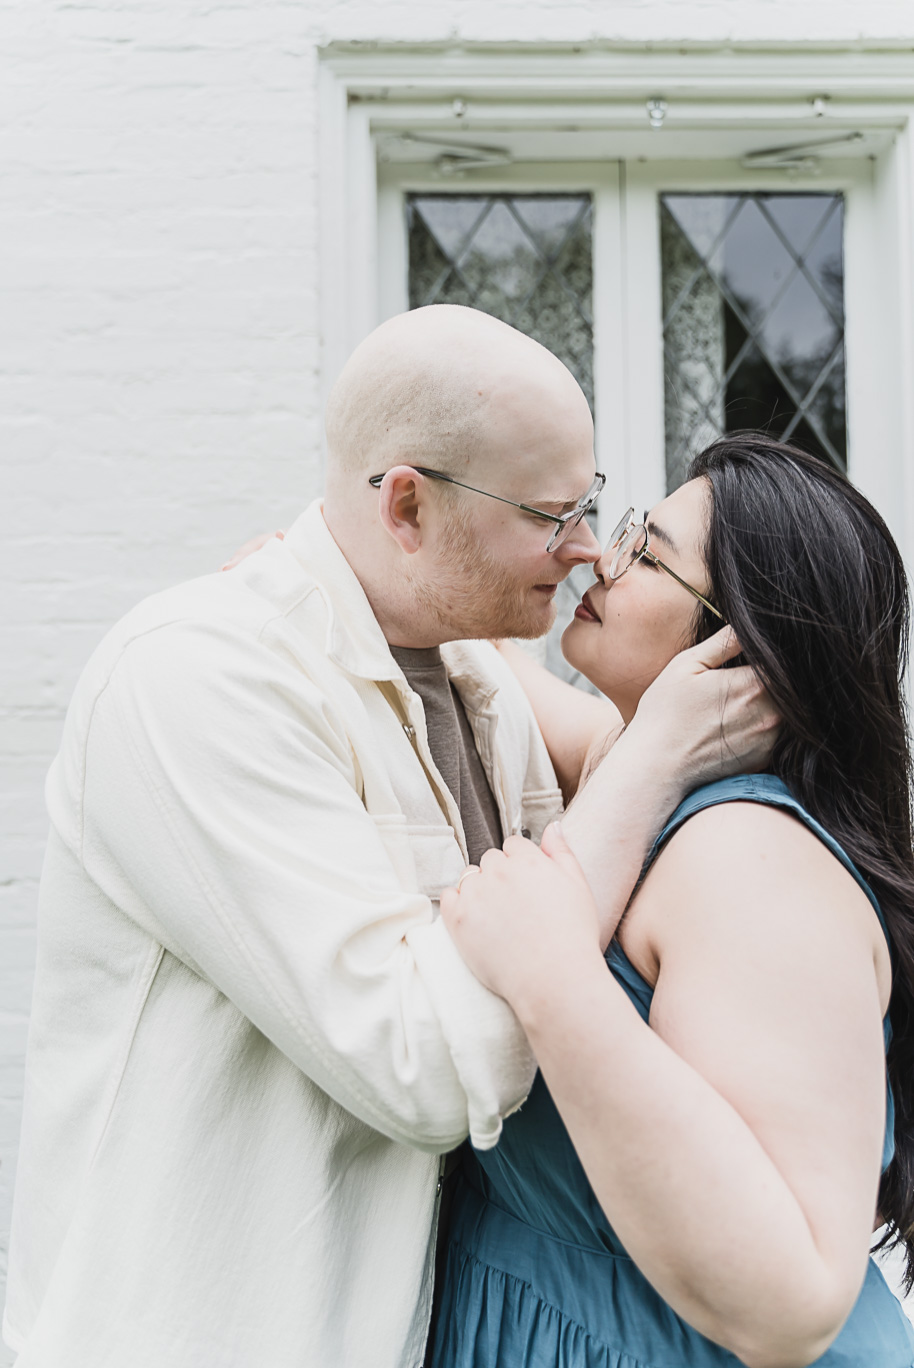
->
[376, 154, 894, 547]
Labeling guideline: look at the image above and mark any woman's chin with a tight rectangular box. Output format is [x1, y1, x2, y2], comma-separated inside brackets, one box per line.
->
[561, 621, 608, 695]
[560, 624, 642, 721]
[560, 619, 586, 669]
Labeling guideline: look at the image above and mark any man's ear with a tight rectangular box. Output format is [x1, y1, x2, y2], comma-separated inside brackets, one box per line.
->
[376, 466, 425, 555]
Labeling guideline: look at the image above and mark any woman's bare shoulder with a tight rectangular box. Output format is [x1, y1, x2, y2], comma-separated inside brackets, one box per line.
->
[642, 796, 856, 892]
[618, 799, 891, 1005]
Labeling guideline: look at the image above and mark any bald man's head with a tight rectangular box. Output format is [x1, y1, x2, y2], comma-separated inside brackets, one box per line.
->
[320, 306, 600, 648]
[324, 305, 589, 489]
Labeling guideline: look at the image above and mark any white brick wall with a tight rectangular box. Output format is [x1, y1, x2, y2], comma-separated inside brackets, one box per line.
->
[5, 2, 914, 1358]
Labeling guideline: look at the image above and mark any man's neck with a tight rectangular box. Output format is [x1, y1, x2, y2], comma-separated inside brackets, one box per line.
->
[322, 500, 451, 650]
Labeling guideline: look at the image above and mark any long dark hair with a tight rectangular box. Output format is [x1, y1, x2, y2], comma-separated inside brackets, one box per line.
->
[688, 433, 914, 1286]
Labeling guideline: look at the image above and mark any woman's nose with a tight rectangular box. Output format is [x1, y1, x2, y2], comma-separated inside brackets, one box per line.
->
[593, 542, 614, 584]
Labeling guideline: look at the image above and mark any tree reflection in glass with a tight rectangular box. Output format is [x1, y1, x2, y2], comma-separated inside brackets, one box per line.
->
[661, 192, 846, 491]
[406, 192, 599, 691]
[408, 194, 594, 413]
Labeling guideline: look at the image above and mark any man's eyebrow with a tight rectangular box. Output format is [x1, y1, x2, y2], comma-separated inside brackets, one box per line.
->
[645, 513, 679, 555]
[532, 491, 590, 513]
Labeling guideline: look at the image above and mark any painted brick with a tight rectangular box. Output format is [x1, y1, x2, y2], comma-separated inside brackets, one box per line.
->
[5, 0, 914, 1340]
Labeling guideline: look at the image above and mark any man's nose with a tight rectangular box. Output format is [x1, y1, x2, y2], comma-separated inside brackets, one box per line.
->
[557, 516, 602, 564]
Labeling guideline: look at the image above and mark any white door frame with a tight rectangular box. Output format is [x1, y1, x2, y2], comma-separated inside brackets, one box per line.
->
[318, 44, 914, 563]
[377, 156, 898, 546]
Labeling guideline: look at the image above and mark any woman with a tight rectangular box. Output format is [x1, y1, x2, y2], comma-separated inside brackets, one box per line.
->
[431, 434, 914, 1367]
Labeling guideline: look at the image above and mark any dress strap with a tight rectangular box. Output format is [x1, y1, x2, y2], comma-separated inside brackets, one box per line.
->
[647, 774, 890, 946]
[643, 773, 896, 1172]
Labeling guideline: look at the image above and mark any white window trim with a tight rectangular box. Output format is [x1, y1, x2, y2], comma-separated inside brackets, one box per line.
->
[318, 44, 914, 564]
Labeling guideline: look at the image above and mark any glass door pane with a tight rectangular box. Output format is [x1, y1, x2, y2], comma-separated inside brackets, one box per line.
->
[407, 193, 594, 412]
[405, 192, 598, 688]
[660, 192, 847, 490]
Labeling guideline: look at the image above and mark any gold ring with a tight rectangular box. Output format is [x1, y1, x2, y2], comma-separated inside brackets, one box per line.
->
[456, 867, 480, 892]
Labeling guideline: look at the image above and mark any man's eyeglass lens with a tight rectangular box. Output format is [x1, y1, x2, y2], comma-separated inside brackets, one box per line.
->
[546, 476, 604, 552]
[548, 507, 589, 552]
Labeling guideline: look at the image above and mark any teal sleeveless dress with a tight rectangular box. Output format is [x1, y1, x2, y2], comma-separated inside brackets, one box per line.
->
[429, 775, 914, 1367]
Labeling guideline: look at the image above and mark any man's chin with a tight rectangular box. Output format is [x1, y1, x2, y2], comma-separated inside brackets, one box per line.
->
[501, 600, 558, 641]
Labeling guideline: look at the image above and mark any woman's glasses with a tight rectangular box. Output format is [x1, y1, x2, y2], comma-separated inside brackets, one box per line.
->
[607, 508, 724, 620]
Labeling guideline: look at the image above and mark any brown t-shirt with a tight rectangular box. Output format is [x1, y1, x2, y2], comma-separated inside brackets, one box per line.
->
[390, 645, 503, 865]
[392, 645, 502, 1362]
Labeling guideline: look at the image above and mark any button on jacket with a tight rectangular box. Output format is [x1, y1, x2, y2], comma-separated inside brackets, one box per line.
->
[4, 502, 563, 1368]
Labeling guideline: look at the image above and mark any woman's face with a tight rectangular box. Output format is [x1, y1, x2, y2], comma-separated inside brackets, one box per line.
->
[562, 477, 714, 723]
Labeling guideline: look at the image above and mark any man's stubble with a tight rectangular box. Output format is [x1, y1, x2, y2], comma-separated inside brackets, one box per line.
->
[406, 504, 559, 643]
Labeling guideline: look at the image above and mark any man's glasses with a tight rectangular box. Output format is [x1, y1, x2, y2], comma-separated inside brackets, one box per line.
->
[368, 467, 606, 553]
[607, 508, 724, 619]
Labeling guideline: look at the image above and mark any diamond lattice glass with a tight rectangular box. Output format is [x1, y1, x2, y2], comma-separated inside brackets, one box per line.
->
[407, 192, 598, 692]
[408, 193, 594, 411]
[661, 192, 847, 490]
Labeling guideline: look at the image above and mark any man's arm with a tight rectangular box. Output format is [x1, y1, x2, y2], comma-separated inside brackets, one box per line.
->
[74, 618, 534, 1153]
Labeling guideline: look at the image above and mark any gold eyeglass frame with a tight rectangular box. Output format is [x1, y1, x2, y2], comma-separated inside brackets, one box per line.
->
[608, 508, 724, 620]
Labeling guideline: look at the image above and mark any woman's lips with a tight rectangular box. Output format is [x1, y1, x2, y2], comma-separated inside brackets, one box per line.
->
[574, 590, 601, 623]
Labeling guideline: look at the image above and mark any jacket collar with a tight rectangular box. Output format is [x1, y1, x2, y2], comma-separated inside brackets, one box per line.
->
[440, 642, 500, 713]
[282, 501, 500, 710]
[282, 501, 402, 682]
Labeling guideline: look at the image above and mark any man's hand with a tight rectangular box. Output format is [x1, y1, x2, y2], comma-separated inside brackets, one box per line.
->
[625, 625, 779, 798]
[221, 530, 284, 572]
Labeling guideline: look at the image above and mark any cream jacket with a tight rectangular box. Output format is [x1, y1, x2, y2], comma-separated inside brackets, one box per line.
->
[4, 503, 563, 1368]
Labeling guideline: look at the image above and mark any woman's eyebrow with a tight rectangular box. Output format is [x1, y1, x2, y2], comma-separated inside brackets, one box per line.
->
[645, 515, 679, 556]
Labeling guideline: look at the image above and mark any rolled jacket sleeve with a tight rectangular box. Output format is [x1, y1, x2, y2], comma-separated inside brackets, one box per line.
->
[73, 616, 535, 1152]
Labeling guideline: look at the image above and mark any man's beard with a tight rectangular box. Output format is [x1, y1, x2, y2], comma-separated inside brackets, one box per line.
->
[407, 507, 559, 641]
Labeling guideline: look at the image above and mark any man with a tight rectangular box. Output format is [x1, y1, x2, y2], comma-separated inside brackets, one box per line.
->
[4, 306, 773, 1367]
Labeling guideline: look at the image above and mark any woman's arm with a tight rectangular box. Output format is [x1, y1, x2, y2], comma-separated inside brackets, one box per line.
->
[493, 640, 622, 803]
[441, 804, 889, 1368]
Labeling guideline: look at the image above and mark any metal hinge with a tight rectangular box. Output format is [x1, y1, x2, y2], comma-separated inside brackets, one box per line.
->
[741, 131, 864, 173]
[386, 132, 512, 177]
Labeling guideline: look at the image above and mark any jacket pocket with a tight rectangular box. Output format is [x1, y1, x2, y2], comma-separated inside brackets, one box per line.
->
[520, 787, 564, 844]
[403, 824, 465, 903]
[370, 815, 465, 903]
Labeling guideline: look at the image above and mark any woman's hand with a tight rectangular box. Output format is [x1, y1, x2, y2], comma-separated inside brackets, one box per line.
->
[628, 624, 779, 793]
[220, 529, 284, 572]
[440, 824, 603, 1018]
